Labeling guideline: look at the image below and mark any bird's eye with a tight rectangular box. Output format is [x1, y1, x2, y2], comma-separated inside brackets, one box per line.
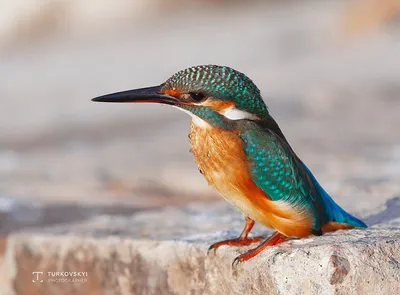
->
[189, 92, 206, 102]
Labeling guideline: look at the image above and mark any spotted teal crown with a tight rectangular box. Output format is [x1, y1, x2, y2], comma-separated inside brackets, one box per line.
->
[163, 65, 269, 119]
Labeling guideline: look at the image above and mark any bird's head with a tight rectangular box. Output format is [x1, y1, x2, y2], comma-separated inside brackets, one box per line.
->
[92, 65, 269, 129]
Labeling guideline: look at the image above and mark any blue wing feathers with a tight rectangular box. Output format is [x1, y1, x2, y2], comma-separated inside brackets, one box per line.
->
[302, 163, 367, 228]
[239, 120, 366, 230]
[239, 122, 322, 230]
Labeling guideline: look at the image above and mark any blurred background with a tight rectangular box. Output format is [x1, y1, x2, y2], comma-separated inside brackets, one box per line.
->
[1, 0, 400, 233]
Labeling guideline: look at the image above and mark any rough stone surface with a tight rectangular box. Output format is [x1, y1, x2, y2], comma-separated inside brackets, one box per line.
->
[0, 202, 399, 295]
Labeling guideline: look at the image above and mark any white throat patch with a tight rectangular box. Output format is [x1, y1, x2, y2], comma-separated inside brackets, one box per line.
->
[173, 104, 258, 129]
[219, 105, 259, 120]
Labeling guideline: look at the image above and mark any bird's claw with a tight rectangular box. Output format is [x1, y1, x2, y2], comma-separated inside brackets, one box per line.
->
[232, 255, 243, 270]
[207, 245, 217, 256]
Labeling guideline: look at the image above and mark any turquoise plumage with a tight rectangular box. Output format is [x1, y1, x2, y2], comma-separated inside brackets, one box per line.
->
[239, 120, 322, 233]
[239, 119, 366, 234]
[239, 121, 367, 232]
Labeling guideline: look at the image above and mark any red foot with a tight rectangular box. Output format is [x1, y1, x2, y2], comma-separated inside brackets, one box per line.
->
[232, 231, 287, 267]
[208, 236, 263, 254]
[208, 217, 263, 255]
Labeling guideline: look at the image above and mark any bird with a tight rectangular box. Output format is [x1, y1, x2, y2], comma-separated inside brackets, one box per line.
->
[92, 65, 367, 266]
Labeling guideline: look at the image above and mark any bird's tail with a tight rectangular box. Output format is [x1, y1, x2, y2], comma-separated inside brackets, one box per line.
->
[302, 163, 367, 229]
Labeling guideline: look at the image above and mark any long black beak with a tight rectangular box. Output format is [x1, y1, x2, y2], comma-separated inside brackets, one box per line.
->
[91, 85, 178, 105]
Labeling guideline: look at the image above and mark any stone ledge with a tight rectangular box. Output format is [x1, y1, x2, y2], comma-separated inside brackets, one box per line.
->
[0, 203, 399, 295]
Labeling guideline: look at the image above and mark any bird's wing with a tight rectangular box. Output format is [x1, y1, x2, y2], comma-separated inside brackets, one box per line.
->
[238, 120, 321, 230]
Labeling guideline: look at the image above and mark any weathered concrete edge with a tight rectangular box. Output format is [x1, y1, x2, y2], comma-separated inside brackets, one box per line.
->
[1, 228, 400, 295]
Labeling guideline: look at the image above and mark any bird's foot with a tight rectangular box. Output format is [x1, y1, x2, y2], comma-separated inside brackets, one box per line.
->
[207, 236, 263, 255]
[232, 232, 286, 269]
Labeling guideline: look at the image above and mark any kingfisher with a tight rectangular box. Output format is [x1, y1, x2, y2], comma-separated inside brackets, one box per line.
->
[92, 65, 367, 266]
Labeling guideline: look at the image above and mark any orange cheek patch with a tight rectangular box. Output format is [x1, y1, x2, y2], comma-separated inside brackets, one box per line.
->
[163, 87, 184, 97]
[202, 100, 235, 111]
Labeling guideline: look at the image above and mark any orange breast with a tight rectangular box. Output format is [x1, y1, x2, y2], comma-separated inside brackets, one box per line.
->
[189, 121, 262, 208]
[189, 121, 313, 238]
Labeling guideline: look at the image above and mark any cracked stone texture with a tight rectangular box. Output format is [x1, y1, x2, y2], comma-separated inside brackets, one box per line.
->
[0, 202, 399, 295]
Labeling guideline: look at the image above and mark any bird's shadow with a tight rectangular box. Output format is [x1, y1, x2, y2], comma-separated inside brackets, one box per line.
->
[364, 196, 400, 226]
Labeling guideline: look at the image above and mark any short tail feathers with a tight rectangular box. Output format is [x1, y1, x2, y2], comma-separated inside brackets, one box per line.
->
[302, 163, 367, 229]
